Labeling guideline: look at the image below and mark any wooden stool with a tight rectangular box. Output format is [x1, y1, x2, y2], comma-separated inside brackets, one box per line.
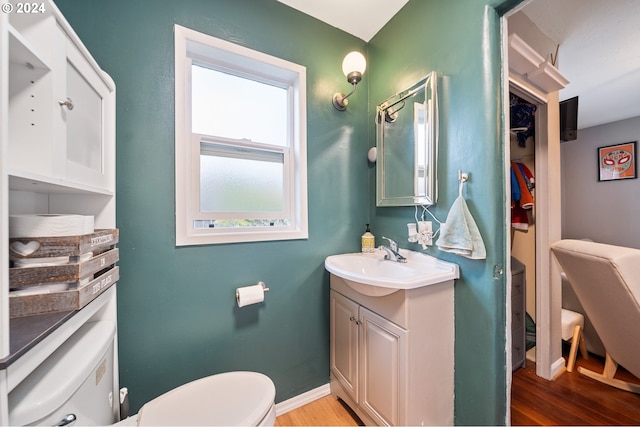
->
[561, 308, 589, 372]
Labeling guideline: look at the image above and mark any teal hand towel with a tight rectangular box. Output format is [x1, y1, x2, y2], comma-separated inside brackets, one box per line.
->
[436, 195, 486, 259]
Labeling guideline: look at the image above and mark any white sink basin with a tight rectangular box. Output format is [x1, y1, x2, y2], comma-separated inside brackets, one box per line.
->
[325, 249, 459, 297]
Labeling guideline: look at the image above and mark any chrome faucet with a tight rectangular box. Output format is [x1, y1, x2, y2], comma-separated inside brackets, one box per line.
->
[379, 237, 407, 263]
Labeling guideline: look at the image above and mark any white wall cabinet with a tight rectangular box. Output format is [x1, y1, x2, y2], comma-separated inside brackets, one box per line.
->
[7, 4, 115, 194]
[0, 1, 117, 424]
[330, 274, 454, 426]
[58, 33, 113, 191]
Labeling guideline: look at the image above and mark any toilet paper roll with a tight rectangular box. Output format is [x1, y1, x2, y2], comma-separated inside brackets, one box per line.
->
[236, 284, 265, 308]
[9, 214, 95, 238]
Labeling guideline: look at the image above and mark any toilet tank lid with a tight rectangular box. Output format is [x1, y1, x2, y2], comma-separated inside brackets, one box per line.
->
[9, 321, 116, 426]
[138, 371, 275, 426]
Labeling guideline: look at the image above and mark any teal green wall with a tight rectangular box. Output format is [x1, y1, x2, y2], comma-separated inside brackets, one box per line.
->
[56, 0, 513, 424]
[368, 2, 508, 424]
[55, 0, 369, 412]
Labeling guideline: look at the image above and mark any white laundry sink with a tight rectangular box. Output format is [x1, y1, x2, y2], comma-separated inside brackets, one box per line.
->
[325, 249, 459, 297]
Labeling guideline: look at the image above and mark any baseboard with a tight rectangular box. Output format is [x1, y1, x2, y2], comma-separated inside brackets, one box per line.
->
[274, 383, 331, 416]
[550, 356, 566, 379]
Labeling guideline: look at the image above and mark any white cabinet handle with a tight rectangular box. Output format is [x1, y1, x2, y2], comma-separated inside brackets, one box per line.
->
[58, 97, 74, 110]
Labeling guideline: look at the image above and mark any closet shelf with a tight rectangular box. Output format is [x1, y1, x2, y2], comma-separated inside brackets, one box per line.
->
[508, 33, 544, 75]
[527, 61, 570, 93]
[509, 33, 569, 94]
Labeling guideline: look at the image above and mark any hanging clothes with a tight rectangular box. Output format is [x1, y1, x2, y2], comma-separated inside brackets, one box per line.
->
[510, 94, 537, 147]
[511, 161, 535, 231]
[511, 203, 530, 231]
[511, 167, 520, 207]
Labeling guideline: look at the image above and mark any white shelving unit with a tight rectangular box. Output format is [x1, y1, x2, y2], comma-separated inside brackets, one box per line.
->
[0, 1, 117, 423]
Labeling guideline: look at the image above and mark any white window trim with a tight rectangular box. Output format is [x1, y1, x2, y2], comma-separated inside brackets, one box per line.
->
[175, 25, 308, 246]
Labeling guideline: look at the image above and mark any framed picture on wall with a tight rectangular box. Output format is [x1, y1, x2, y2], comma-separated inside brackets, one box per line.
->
[598, 141, 637, 181]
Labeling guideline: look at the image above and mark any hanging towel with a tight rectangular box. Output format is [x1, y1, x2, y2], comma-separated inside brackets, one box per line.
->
[436, 181, 486, 259]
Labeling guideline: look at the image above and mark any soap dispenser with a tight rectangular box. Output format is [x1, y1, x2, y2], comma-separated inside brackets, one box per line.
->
[361, 224, 375, 254]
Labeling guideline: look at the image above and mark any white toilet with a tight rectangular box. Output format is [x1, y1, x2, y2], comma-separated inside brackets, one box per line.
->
[9, 321, 276, 426]
[128, 371, 276, 426]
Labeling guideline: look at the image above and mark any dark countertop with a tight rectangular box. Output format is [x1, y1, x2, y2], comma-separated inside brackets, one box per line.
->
[0, 310, 76, 369]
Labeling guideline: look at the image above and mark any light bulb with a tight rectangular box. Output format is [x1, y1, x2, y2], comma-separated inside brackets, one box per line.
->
[342, 51, 366, 78]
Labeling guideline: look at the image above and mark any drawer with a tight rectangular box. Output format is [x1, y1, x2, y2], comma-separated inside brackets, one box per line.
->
[511, 304, 525, 331]
[512, 323, 525, 368]
[512, 272, 524, 297]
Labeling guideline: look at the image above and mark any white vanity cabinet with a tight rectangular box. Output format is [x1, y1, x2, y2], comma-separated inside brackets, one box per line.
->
[329, 274, 454, 426]
[331, 290, 407, 426]
[0, 1, 118, 424]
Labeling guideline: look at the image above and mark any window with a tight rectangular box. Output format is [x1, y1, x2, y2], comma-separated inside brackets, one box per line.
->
[174, 25, 307, 245]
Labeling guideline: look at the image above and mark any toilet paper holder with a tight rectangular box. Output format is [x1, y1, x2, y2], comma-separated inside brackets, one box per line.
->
[257, 281, 270, 292]
[235, 281, 270, 299]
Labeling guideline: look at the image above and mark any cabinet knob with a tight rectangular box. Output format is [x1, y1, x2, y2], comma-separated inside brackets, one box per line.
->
[58, 97, 74, 110]
[349, 316, 356, 322]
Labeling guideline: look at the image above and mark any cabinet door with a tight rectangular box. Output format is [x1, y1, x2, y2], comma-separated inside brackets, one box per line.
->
[62, 38, 113, 191]
[330, 291, 359, 403]
[359, 306, 407, 426]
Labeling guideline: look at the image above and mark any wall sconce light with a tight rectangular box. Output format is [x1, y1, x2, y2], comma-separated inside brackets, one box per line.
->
[332, 51, 366, 111]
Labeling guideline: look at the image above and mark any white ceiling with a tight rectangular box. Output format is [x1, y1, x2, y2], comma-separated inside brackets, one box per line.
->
[278, 0, 640, 130]
[520, 0, 640, 129]
[276, 0, 409, 42]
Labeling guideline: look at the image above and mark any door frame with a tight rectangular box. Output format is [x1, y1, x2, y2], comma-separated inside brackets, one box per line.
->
[502, 5, 565, 387]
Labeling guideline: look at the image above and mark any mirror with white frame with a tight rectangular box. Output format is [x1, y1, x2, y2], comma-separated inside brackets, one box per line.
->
[376, 72, 438, 207]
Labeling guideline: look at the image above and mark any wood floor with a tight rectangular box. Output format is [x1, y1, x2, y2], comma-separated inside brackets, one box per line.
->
[511, 353, 640, 425]
[276, 352, 640, 426]
[275, 395, 362, 426]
